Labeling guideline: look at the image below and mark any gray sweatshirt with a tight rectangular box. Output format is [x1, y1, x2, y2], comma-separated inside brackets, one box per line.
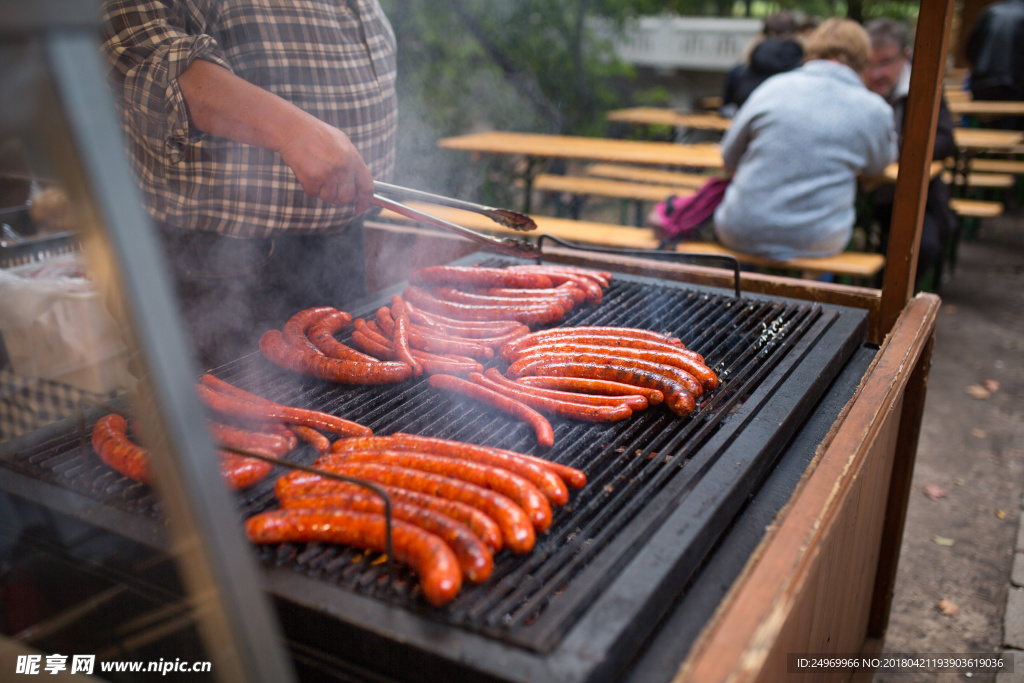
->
[713, 60, 897, 260]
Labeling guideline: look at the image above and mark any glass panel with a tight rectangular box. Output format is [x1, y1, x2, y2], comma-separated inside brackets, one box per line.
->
[0, 29, 293, 683]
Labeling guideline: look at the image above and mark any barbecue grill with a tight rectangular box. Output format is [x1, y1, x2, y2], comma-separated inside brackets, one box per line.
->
[2, 251, 874, 682]
[0, 0, 949, 680]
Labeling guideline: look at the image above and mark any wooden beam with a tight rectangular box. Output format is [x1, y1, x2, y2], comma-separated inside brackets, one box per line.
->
[878, 0, 955, 336]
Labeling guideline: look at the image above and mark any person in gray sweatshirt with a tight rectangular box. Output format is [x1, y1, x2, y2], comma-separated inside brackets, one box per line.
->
[713, 18, 897, 262]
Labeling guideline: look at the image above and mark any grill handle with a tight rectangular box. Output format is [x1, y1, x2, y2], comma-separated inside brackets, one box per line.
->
[535, 234, 741, 298]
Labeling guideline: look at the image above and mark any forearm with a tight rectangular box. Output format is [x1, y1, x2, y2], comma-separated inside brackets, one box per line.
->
[177, 59, 311, 153]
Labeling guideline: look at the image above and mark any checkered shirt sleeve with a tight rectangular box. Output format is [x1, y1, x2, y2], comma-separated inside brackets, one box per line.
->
[100, 0, 397, 238]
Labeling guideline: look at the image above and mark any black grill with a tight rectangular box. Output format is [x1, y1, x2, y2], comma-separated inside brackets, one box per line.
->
[0, 255, 868, 682]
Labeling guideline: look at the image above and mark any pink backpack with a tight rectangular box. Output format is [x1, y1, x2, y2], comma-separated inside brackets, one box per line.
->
[649, 177, 730, 241]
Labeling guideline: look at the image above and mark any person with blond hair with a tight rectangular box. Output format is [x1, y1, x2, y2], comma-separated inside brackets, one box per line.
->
[713, 18, 897, 262]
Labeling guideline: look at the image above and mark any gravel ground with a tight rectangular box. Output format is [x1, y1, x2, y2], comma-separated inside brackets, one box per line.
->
[875, 207, 1024, 682]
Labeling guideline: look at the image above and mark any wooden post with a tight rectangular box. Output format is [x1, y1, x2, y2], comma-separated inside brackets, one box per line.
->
[878, 0, 955, 337]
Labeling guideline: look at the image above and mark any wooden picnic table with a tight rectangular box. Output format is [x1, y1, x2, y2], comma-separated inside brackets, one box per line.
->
[952, 127, 1024, 151]
[438, 131, 723, 211]
[606, 107, 733, 132]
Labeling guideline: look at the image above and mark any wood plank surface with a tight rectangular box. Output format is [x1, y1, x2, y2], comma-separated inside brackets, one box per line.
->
[438, 131, 724, 169]
[533, 174, 697, 202]
[606, 107, 733, 131]
[585, 163, 714, 188]
[377, 202, 885, 277]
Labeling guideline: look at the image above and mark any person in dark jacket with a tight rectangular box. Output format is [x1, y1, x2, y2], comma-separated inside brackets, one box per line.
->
[720, 12, 804, 118]
[965, 0, 1024, 128]
[864, 19, 957, 291]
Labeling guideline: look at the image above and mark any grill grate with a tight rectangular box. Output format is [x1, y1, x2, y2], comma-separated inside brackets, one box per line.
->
[0, 258, 867, 671]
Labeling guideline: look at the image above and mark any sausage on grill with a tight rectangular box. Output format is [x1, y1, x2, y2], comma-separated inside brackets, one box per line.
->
[293, 462, 536, 553]
[429, 373, 555, 448]
[318, 449, 552, 532]
[329, 434, 570, 506]
[468, 372, 634, 423]
[409, 265, 554, 289]
[260, 329, 413, 385]
[280, 493, 493, 583]
[196, 382, 372, 437]
[92, 414, 151, 483]
[510, 362, 696, 417]
[245, 509, 462, 607]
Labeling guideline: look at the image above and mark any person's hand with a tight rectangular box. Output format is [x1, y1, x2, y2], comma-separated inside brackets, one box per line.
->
[276, 117, 374, 213]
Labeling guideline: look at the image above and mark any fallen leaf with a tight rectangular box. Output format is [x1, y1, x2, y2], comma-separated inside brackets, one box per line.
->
[983, 379, 1000, 393]
[937, 599, 960, 616]
[971, 428, 988, 439]
[924, 483, 948, 500]
[967, 385, 991, 400]
[933, 535, 956, 547]
[997, 509, 1007, 519]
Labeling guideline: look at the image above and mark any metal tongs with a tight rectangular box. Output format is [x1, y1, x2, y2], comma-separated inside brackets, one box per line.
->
[372, 181, 541, 258]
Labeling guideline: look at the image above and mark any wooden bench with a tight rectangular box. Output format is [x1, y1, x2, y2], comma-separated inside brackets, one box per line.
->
[968, 158, 1024, 175]
[583, 163, 712, 189]
[949, 198, 1004, 218]
[940, 171, 1016, 189]
[532, 174, 696, 202]
[378, 202, 886, 280]
[532, 173, 697, 225]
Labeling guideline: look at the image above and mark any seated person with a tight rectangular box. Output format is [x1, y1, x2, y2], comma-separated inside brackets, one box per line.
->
[864, 18, 956, 290]
[720, 12, 805, 118]
[713, 19, 897, 262]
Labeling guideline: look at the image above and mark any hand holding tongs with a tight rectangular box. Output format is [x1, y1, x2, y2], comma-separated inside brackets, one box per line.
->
[372, 181, 541, 259]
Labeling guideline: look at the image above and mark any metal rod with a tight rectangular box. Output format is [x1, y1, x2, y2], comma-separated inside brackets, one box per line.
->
[535, 234, 742, 298]
[373, 195, 541, 258]
[374, 181, 537, 231]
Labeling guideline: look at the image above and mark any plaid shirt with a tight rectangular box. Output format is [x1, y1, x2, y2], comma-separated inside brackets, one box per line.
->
[101, 0, 397, 238]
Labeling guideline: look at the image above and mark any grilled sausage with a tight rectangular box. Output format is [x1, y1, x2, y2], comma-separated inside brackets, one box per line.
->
[403, 286, 564, 326]
[506, 264, 613, 287]
[516, 375, 664, 406]
[410, 265, 554, 289]
[401, 298, 529, 337]
[431, 287, 574, 314]
[92, 414, 150, 483]
[329, 434, 570, 506]
[429, 373, 555, 448]
[218, 450, 275, 489]
[503, 326, 683, 355]
[481, 283, 587, 306]
[509, 362, 696, 417]
[196, 382, 373, 437]
[307, 310, 378, 362]
[290, 424, 331, 452]
[468, 372, 633, 423]
[260, 329, 413, 385]
[483, 368, 647, 411]
[274, 474, 503, 553]
[208, 421, 292, 456]
[282, 306, 340, 352]
[94, 414, 276, 488]
[280, 493, 493, 583]
[391, 307, 423, 377]
[501, 336, 702, 364]
[375, 308, 495, 359]
[245, 509, 462, 607]
[317, 450, 552, 532]
[351, 329, 482, 376]
[511, 352, 705, 398]
[301, 461, 536, 553]
[504, 267, 603, 304]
